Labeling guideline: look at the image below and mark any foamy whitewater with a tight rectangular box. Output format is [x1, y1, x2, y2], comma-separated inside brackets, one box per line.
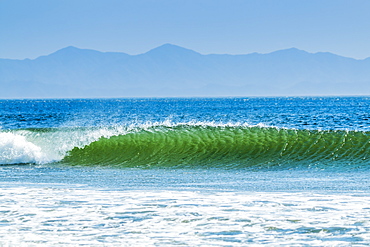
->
[1, 97, 370, 246]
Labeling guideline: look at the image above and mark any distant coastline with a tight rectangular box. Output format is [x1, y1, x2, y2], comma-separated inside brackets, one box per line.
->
[1, 44, 370, 99]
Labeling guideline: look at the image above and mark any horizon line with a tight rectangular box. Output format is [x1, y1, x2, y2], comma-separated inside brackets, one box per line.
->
[1, 44, 366, 61]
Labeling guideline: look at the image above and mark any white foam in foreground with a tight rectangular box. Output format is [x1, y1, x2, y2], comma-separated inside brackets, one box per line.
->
[0, 187, 369, 246]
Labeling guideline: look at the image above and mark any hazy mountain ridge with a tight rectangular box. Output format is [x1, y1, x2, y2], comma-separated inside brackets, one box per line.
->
[1, 44, 370, 98]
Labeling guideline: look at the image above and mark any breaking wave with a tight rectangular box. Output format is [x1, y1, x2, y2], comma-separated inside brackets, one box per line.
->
[2, 122, 369, 169]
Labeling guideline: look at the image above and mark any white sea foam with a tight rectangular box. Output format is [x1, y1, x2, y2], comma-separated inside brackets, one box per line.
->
[0, 127, 127, 165]
[0, 132, 47, 164]
[0, 187, 369, 246]
[125, 119, 281, 130]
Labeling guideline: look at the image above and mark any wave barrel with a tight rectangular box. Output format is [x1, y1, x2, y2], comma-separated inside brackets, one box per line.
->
[62, 126, 370, 168]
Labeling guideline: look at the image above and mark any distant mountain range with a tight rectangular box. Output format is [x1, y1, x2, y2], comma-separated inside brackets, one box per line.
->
[1, 44, 370, 98]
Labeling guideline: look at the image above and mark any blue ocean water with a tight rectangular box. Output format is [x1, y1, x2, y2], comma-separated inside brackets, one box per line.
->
[1, 97, 370, 246]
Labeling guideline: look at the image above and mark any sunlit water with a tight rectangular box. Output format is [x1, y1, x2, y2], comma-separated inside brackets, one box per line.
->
[1, 97, 370, 246]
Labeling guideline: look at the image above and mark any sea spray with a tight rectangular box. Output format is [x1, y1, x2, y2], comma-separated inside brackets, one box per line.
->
[0, 127, 127, 165]
[0, 132, 46, 164]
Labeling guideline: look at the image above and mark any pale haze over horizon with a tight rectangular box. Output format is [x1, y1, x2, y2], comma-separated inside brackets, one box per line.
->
[1, 0, 370, 60]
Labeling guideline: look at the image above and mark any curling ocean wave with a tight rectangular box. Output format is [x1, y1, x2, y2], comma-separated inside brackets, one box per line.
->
[1, 122, 370, 169]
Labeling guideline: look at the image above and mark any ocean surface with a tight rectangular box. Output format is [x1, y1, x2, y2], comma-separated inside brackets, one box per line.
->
[1, 97, 370, 246]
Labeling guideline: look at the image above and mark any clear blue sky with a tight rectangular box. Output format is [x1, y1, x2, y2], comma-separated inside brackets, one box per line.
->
[1, 0, 370, 59]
